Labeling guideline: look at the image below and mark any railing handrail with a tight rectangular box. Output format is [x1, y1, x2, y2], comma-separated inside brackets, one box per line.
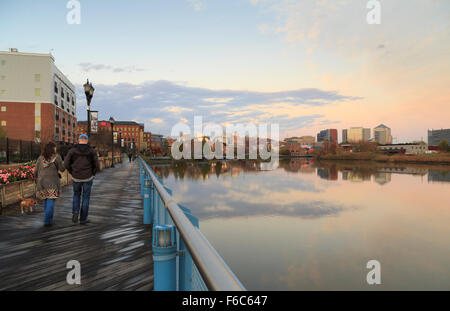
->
[140, 156, 245, 291]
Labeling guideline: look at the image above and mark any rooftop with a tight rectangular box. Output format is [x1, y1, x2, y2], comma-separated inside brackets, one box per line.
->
[78, 120, 144, 126]
[375, 124, 390, 129]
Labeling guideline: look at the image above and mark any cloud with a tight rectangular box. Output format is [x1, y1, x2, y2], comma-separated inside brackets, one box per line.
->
[160, 163, 360, 220]
[151, 118, 164, 124]
[163, 106, 193, 113]
[188, 0, 205, 11]
[75, 80, 360, 136]
[78, 62, 145, 73]
[249, 0, 450, 60]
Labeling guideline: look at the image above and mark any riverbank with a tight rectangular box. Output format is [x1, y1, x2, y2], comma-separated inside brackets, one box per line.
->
[315, 152, 450, 165]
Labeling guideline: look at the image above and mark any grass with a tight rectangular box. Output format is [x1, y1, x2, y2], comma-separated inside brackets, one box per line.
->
[315, 152, 450, 164]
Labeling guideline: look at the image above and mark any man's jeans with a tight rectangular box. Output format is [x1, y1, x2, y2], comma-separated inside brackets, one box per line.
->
[72, 180, 94, 222]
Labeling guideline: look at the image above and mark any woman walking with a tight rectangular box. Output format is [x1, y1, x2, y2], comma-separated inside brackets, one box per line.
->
[34, 142, 65, 227]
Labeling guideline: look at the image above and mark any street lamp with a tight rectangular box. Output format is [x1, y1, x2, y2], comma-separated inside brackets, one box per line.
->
[109, 116, 115, 167]
[83, 79, 95, 137]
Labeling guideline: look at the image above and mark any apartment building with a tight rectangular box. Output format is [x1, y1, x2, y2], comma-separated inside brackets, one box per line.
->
[78, 120, 144, 150]
[0, 49, 77, 143]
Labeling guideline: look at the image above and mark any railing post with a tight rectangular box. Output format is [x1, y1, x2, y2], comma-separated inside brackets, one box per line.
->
[178, 238, 192, 291]
[153, 225, 177, 291]
[143, 178, 152, 225]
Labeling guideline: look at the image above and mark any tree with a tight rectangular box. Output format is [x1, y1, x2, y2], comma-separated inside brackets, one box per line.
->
[438, 140, 449, 152]
[0, 125, 6, 138]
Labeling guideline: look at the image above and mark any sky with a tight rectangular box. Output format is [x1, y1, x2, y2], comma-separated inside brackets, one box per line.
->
[1, 0, 449, 142]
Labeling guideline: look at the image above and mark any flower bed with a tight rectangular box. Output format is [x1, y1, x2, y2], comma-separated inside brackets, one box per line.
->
[0, 162, 36, 185]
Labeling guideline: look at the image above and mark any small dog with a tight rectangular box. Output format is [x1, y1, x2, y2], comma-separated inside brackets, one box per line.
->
[17, 194, 37, 215]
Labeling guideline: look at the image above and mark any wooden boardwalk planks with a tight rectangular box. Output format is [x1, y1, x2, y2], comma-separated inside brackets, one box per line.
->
[0, 159, 153, 291]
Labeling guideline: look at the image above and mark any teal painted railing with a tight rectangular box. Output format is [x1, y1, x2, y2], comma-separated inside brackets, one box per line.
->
[138, 157, 245, 291]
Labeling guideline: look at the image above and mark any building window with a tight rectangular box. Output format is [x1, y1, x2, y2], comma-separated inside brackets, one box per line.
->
[1, 90, 6, 95]
[35, 88, 41, 96]
[1, 121, 6, 126]
[61, 88, 64, 97]
[54, 82, 58, 93]
[35, 74, 40, 82]
[1, 106, 5, 112]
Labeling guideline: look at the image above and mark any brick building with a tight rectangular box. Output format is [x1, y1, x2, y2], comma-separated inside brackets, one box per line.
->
[150, 134, 164, 155]
[78, 120, 144, 151]
[143, 132, 151, 151]
[0, 49, 77, 143]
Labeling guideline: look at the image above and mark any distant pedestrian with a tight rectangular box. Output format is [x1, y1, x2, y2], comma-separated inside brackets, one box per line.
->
[34, 142, 65, 227]
[128, 152, 132, 162]
[64, 134, 100, 225]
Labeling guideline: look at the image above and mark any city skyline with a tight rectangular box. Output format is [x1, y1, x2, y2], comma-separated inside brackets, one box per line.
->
[1, 0, 449, 141]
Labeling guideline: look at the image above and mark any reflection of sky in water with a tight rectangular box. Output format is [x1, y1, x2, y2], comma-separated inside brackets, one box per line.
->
[153, 160, 450, 290]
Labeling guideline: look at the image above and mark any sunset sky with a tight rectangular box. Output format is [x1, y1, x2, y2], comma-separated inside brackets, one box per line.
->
[1, 0, 449, 142]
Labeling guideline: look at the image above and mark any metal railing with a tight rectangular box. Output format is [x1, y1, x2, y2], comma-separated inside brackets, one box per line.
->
[138, 156, 245, 291]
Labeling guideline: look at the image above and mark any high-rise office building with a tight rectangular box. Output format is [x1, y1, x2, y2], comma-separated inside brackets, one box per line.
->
[317, 129, 337, 143]
[428, 129, 450, 147]
[374, 124, 392, 144]
[342, 129, 348, 143]
[0, 49, 77, 143]
[347, 127, 371, 142]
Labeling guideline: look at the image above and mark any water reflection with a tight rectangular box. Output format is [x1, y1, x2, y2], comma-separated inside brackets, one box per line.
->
[152, 158, 450, 185]
[150, 158, 450, 290]
[150, 159, 450, 221]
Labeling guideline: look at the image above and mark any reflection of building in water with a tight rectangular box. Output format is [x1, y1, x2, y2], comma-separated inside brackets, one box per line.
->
[428, 170, 450, 183]
[284, 159, 315, 173]
[378, 167, 427, 176]
[374, 172, 391, 185]
[317, 167, 338, 180]
[342, 171, 349, 180]
[341, 170, 371, 182]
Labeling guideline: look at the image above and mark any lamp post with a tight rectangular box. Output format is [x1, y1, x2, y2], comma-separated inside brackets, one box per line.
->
[109, 117, 115, 168]
[118, 131, 122, 154]
[83, 79, 95, 137]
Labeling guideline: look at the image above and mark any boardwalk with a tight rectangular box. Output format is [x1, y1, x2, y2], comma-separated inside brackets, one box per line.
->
[0, 159, 153, 291]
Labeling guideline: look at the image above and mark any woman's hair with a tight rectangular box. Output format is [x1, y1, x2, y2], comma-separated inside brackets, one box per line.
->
[42, 142, 57, 161]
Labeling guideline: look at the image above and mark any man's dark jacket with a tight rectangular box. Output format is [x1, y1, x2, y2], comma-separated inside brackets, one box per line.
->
[64, 144, 100, 180]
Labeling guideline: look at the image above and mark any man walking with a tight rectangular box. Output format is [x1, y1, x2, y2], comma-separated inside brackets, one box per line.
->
[64, 134, 100, 224]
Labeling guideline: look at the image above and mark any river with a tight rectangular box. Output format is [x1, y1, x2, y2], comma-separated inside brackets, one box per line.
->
[151, 159, 450, 290]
